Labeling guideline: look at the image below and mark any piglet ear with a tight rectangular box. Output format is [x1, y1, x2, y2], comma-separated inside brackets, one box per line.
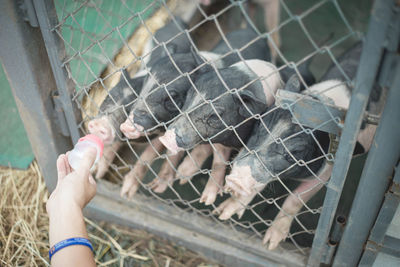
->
[121, 68, 130, 80]
[129, 75, 146, 94]
[190, 46, 214, 76]
[190, 46, 205, 65]
[284, 74, 302, 93]
[236, 90, 268, 117]
[159, 43, 178, 58]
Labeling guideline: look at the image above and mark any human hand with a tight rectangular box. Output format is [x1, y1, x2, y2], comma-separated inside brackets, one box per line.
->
[46, 148, 97, 217]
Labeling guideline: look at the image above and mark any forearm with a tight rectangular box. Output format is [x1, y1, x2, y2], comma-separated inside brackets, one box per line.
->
[49, 203, 96, 266]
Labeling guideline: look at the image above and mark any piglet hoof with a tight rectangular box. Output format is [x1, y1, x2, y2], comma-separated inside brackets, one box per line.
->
[120, 171, 140, 199]
[199, 183, 222, 206]
[149, 177, 171, 193]
[93, 156, 110, 179]
[263, 217, 291, 250]
[199, 193, 216, 206]
[212, 197, 245, 220]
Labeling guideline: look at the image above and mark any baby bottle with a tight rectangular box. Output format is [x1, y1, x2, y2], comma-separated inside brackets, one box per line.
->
[67, 134, 104, 170]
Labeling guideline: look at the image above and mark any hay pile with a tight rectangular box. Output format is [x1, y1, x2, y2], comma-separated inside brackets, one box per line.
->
[0, 163, 220, 267]
[0, 163, 49, 266]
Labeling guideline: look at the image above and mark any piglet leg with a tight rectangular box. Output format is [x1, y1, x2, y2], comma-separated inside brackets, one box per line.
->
[150, 151, 185, 193]
[176, 144, 213, 185]
[120, 138, 164, 199]
[262, 0, 280, 63]
[92, 141, 122, 179]
[263, 163, 333, 250]
[199, 144, 232, 206]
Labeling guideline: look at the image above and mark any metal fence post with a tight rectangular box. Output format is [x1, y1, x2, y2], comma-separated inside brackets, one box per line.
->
[307, 0, 395, 265]
[332, 56, 400, 266]
[33, 0, 81, 143]
[358, 163, 400, 265]
[0, 0, 72, 191]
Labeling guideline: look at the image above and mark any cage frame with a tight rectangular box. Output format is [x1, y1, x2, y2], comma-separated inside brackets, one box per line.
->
[1, 0, 399, 266]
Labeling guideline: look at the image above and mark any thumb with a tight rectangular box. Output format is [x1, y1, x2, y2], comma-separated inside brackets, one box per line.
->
[88, 174, 97, 185]
[56, 154, 68, 181]
[76, 147, 97, 177]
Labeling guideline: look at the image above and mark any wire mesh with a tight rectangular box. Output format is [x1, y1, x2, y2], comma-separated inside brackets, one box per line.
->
[53, 0, 376, 260]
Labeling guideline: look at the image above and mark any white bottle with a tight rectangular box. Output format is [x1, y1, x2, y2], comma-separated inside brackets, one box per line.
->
[67, 134, 104, 170]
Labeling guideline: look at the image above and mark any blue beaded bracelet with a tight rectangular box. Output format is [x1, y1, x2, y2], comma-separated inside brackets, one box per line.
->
[49, 237, 93, 261]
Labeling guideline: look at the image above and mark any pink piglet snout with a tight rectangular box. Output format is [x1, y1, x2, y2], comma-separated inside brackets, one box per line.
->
[120, 114, 144, 139]
[88, 116, 115, 145]
[159, 129, 184, 155]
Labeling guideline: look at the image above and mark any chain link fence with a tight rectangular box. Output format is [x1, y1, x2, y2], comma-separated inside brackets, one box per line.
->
[49, 0, 380, 263]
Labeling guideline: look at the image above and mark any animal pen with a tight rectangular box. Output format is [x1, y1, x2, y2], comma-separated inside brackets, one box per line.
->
[1, 0, 399, 266]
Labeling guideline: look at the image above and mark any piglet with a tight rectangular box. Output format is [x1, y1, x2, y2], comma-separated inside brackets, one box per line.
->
[121, 28, 271, 139]
[119, 17, 193, 138]
[89, 17, 192, 188]
[141, 17, 192, 72]
[117, 17, 195, 197]
[119, 17, 195, 198]
[214, 80, 351, 250]
[214, 76, 374, 250]
[160, 60, 282, 205]
[199, 0, 281, 62]
[321, 41, 381, 151]
[88, 70, 145, 178]
[120, 28, 271, 196]
[216, 41, 383, 249]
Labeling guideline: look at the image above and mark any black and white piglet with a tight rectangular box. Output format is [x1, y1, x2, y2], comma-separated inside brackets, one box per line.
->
[140, 17, 192, 72]
[159, 59, 282, 205]
[87, 17, 192, 182]
[215, 41, 383, 249]
[199, 0, 281, 62]
[214, 80, 352, 250]
[321, 42, 381, 152]
[88, 70, 144, 145]
[87, 71, 145, 179]
[90, 17, 191, 145]
[120, 27, 271, 139]
[119, 28, 272, 197]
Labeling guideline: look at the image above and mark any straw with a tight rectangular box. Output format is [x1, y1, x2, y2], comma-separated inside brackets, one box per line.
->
[0, 162, 220, 266]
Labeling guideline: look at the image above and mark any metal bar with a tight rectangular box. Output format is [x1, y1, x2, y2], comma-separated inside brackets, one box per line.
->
[359, 235, 400, 266]
[332, 60, 400, 266]
[381, 235, 400, 257]
[350, 164, 400, 266]
[369, 165, 400, 243]
[85, 180, 307, 267]
[0, 0, 72, 191]
[360, 242, 380, 266]
[321, 215, 347, 264]
[307, 0, 395, 265]
[32, 0, 81, 143]
[358, 196, 400, 265]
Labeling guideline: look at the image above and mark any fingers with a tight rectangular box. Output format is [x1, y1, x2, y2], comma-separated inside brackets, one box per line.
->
[56, 154, 67, 180]
[88, 174, 97, 199]
[76, 147, 97, 177]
